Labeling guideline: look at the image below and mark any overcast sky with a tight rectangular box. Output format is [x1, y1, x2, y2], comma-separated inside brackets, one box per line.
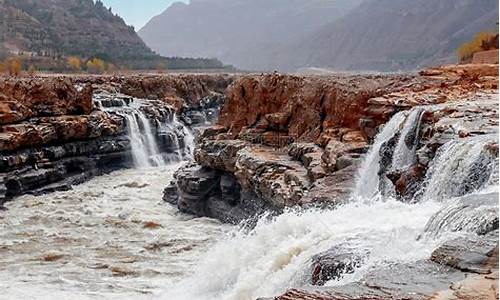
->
[101, 0, 187, 30]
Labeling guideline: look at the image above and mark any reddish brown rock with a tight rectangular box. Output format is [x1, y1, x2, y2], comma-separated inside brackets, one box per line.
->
[0, 77, 93, 123]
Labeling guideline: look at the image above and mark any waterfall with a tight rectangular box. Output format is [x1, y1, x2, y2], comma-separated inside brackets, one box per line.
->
[353, 111, 407, 199]
[157, 114, 196, 162]
[420, 135, 499, 201]
[120, 112, 158, 168]
[422, 192, 498, 238]
[94, 93, 195, 168]
[354, 107, 427, 199]
[391, 108, 425, 171]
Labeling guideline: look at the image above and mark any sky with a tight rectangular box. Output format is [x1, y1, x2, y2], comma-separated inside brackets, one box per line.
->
[100, 0, 187, 30]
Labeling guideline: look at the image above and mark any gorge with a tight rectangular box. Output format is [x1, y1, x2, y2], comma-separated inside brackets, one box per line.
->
[0, 63, 498, 299]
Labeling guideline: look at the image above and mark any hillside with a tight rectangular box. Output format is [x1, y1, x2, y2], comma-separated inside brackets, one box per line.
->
[139, 0, 498, 72]
[0, 0, 225, 70]
[283, 0, 499, 71]
[139, 0, 363, 71]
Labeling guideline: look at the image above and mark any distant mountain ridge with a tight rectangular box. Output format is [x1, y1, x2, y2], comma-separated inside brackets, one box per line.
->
[140, 0, 499, 71]
[284, 0, 499, 71]
[0, 0, 225, 70]
[139, 0, 363, 71]
[0, 0, 154, 61]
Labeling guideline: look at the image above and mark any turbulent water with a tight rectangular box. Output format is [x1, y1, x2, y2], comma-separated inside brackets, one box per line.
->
[0, 165, 230, 300]
[0, 100, 498, 299]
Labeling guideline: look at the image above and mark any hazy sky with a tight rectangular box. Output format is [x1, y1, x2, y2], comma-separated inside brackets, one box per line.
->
[101, 0, 187, 30]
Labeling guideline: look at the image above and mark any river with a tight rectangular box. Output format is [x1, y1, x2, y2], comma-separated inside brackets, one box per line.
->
[0, 164, 229, 300]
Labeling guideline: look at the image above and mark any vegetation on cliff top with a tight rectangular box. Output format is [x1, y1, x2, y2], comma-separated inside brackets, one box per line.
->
[457, 31, 499, 62]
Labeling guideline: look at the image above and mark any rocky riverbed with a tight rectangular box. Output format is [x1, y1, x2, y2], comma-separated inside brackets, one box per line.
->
[0, 65, 498, 300]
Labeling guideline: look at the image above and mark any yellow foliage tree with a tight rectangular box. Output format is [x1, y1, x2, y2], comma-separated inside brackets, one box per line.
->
[457, 32, 497, 62]
[67, 56, 82, 72]
[0, 62, 5, 74]
[6, 57, 22, 76]
[86, 58, 106, 74]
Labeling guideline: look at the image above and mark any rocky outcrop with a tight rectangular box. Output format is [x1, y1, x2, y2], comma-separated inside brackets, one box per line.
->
[0, 74, 234, 205]
[167, 64, 499, 222]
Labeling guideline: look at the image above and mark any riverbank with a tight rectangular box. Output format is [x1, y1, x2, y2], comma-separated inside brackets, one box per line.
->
[0, 64, 498, 300]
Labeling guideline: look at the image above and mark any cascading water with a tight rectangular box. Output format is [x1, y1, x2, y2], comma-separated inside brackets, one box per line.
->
[158, 104, 499, 300]
[353, 111, 407, 199]
[354, 107, 426, 199]
[391, 107, 425, 171]
[121, 112, 158, 168]
[94, 93, 195, 168]
[420, 134, 499, 201]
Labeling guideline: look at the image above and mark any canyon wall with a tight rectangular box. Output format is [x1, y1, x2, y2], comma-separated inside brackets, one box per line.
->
[165, 64, 499, 222]
[0, 74, 235, 205]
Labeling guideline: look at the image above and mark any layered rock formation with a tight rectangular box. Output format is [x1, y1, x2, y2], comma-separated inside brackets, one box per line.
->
[0, 74, 234, 205]
[165, 64, 499, 222]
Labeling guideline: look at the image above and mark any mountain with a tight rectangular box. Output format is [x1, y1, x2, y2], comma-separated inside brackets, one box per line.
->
[283, 0, 499, 71]
[0, 0, 225, 70]
[138, 0, 364, 71]
[140, 0, 498, 72]
[0, 0, 155, 60]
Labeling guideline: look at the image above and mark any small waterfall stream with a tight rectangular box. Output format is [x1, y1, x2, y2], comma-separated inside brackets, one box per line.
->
[391, 107, 425, 171]
[420, 134, 499, 201]
[353, 111, 407, 199]
[94, 93, 195, 168]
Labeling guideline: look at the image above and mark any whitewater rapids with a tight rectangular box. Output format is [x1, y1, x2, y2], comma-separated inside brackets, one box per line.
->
[0, 165, 229, 300]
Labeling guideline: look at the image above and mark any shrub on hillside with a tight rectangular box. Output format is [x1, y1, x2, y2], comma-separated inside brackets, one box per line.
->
[457, 32, 498, 62]
[86, 58, 106, 74]
[4, 57, 23, 76]
[67, 56, 82, 72]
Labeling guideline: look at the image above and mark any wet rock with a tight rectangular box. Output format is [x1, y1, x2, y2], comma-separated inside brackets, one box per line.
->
[167, 162, 273, 223]
[234, 146, 311, 208]
[109, 266, 137, 277]
[195, 139, 248, 172]
[301, 164, 358, 207]
[431, 230, 499, 274]
[143, 221, 162, 229]
[277, 260, 467, 300]
[175, 163, 221, 216]
[310, 246, 367, 286]
[42, 251, 65, 262]
[423, 192, 499, 237]
[162, 181, 179, 206]
[387, 163, 426, 201]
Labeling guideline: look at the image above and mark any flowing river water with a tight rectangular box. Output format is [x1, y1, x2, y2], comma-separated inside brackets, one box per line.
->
[0, 98, 498, 300]
[0, 165, 230, 300]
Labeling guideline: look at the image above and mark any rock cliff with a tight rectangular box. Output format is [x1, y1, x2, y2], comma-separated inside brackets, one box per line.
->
[0, 74, 234, 205]
[166, 64, 499, 222]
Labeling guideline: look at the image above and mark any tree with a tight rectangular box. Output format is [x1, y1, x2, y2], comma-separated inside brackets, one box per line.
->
[457, 31, 497, 62]
[86, 58, 106, 74]
[6, 57, 22, 76]
[67, 56, 82, 72]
